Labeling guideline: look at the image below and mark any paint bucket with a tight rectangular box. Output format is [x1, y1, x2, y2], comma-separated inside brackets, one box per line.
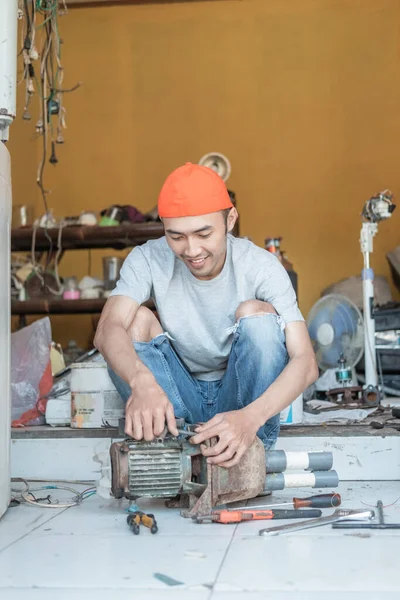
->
[280, 394, 303, 425]
[70, 363, 125, 428]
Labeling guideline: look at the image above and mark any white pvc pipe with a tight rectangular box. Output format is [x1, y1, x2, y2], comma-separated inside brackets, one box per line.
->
[362, 273, 378, 387]
[0, 0, 18, 518]
[0, 142, 12, 519]
[0, 0, 18, 141]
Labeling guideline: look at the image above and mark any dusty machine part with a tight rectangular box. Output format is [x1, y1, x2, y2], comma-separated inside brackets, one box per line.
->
[325, 385, 379, 408]
[110, 434, 266, 518]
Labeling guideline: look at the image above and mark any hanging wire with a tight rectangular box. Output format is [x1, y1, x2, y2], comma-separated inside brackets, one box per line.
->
[18, 0, 81, 294]
[19, 4, 80, 218]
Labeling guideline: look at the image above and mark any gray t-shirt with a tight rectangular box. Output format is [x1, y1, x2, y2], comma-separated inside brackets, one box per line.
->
[110, 234, 304, 381]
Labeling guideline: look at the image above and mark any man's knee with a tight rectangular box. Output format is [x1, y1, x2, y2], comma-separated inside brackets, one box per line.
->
[235, 300, 277, 321]
[129, 306, 163, 342]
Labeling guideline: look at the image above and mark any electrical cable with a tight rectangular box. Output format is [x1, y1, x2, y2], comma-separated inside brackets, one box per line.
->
[19, 0, 80, 243]
[30, 220, 64, 296]
[361, 496, 400, 509]
[88, 249, 92, 276]
[13, 478, 96, 486]
[21, 484, 97, 509]
[10, 478, 98, 508]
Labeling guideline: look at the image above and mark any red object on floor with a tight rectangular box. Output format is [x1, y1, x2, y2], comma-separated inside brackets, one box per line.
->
[11, 358, 53, 427]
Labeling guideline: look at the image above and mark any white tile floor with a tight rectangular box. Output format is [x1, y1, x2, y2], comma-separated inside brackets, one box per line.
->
[1, 481, 400, 599]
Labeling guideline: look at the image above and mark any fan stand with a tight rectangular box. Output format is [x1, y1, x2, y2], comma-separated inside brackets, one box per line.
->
[327, 354, 379, 408]
[359, 190, 396, 404]
[360, 221, 379, 401]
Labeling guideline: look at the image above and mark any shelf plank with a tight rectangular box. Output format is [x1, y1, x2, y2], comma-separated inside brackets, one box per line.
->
[11, 298, 107, 315]
[11, 298, 155, 315]
[11, 222, 164, 252]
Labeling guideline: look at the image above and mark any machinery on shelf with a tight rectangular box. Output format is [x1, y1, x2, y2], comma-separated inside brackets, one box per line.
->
[307, 190, 396, 407]
[360, 190, 396, 403]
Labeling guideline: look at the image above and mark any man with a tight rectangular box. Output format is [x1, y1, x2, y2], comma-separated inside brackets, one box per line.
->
[95, 163, 318, 468]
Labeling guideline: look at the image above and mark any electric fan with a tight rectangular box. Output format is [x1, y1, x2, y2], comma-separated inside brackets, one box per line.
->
[307, 294, 364, 371]
[306, 294, 376, 406]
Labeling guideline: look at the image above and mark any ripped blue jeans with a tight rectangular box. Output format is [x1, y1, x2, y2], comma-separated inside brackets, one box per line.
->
[108, 313, 289, 449]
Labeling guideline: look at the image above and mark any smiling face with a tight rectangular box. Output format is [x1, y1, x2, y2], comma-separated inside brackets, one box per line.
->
[163, 208, 238, 280]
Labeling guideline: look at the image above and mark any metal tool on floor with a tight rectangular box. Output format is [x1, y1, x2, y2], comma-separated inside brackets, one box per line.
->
[259, 508, 375, 536]
[332, 500, 400, 530]
[193, 508, 323, 524]
[127, 511, 158, 535]
[370, 421, 400, 432]
[224, 493, 341, 511]
[392, 407, 400, 419]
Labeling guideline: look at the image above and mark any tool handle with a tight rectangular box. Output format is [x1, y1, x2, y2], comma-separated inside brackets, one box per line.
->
[213, 509, 322, 523]
[293, 493, 341, 509]
[213, 510, 272, 523]
[271, 509, 322, 519]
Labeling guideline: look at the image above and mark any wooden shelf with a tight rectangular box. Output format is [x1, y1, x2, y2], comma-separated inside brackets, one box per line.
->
[11, 298, 107, 315]
[11, 222, 164, 252]
[11, 298, 155, 316]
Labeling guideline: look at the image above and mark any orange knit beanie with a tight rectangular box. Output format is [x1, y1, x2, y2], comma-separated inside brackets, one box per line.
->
[158, 163, 233, 218]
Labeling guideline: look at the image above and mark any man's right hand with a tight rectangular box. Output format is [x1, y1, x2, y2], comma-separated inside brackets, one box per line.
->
[125, 372, 178, 441]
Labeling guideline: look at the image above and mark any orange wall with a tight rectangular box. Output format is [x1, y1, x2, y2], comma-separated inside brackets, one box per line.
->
[10, 0, 400, 348]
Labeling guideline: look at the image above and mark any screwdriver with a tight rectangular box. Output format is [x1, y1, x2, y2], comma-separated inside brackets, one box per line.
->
[194, 508, 323, 524]
[226, 493, 341, 511]
[176, 429, 197, 437]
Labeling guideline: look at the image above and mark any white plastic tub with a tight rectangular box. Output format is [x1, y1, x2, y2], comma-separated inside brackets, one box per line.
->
[70, 363, 124, 428]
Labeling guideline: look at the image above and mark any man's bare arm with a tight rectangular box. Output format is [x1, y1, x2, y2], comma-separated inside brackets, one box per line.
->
[94, 296, 144, 385]
[94, 296, 178, 439]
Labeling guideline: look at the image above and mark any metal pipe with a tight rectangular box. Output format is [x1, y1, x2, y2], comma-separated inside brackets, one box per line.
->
[0, 0, 18, 141]
[265, 450, 333, 473]
[263, 470, 339, 492]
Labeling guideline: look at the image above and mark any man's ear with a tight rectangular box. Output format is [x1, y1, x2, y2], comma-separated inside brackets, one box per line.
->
[227, 207, 238, 233]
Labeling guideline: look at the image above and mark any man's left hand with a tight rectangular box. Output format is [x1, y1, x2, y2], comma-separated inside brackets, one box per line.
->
[190, 408, 261, 468]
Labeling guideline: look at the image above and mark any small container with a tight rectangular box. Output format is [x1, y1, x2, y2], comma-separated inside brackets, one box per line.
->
[12, 204, 34, 228]
[63, 277, 80, 300]
[280, 394, 303, 425]
[45, 394, 71, 427]
[70, 362, 125, 428]
[102, 256, 123, 291]
[100, 206, 123, 226]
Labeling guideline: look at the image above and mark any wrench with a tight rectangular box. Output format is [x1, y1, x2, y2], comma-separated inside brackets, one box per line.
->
[259, 508, 375, 536]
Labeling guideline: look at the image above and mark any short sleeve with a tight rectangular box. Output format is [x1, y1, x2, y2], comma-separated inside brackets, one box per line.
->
[255, 254, 304, 324]
[109, 246, 152, 305]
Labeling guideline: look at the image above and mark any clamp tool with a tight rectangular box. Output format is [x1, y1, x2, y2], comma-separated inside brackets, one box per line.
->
[332, 500, 400, 530]
[127, 511, 158, 535]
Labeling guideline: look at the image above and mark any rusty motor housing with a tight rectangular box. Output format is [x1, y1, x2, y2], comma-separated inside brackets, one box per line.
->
[110, 434, 266, 518]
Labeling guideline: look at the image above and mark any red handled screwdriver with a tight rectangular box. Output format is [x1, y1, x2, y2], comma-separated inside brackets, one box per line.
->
[227, 493, 341, 511]
[194, 508, 323, 524]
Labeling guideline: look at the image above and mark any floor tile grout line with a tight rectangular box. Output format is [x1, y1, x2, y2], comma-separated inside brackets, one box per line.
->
[0, 506, 71, 555]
